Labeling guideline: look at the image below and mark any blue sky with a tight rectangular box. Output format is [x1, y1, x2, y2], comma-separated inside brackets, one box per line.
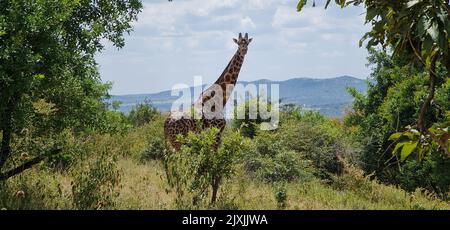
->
[96, 0, 370, 95]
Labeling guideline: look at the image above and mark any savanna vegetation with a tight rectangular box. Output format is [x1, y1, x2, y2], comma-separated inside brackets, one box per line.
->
[0, 0, 449, 210]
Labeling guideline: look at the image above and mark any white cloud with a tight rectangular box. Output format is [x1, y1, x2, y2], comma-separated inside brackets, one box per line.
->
[245, 0, 279, 9]
[320, 50, 345, 58]
[272, 6, 331, 29]
[240, 16, 256, 30]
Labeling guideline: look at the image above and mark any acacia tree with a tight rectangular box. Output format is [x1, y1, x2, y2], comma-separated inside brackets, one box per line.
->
[0, 0, 142, 180]
[298, 0, 450, 158]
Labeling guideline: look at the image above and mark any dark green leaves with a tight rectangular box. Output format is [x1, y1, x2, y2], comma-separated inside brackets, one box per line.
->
[0, 0, 143, 177]
[390, 125, 450, 162]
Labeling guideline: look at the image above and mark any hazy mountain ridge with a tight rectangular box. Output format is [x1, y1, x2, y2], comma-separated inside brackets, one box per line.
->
[110, 76, 367, 117]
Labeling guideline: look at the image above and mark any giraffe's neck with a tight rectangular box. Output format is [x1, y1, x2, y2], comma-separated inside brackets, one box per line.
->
[195, 49, 246, 112]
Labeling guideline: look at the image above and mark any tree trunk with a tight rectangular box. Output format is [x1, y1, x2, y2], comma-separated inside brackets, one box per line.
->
[211, 176, 221, 204]
[417, 57, 437, 133]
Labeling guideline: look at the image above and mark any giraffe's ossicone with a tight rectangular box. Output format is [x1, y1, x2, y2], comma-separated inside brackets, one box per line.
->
[164, 33, 253, 151]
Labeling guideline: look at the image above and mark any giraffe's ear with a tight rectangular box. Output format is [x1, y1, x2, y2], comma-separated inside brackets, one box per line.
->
[233, 38, 238, 44]
[248, 38, 253, 43]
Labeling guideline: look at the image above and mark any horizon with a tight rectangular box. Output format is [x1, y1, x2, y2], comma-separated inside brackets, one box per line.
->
[96, 0, 371, 95]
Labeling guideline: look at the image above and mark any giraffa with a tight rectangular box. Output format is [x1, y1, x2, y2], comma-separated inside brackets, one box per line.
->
[164, 33, 252, 151]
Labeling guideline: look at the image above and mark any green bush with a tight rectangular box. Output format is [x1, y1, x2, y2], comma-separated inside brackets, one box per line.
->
[164, 128, 244, 207]
[277, 111, 358, 179]
[71, 153, 121, 210]
[128, 101, 159, 127]
[242, 133, 315, 183]
[274, 182, 287, 209]
[395, 153, 450, 199]
[232, 98, 273, 138]
[45, 130, 85, 170]
[140, 136, 166, 161]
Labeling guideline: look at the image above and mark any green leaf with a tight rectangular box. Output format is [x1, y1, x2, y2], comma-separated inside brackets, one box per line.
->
[403, 131, 417, 140]
[418, 145, 431, 161]
[400, 141, 418, 161]
[33, 74, 45, 80]
[366, 8, 378, 22]
[297, 0, 307, 12]
[389, 132, 402, 141]
[393, 142, 406, 154]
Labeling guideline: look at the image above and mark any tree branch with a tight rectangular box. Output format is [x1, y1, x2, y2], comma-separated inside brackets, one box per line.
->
[417, 55, 438, 133]
[0, 147, 62, 181]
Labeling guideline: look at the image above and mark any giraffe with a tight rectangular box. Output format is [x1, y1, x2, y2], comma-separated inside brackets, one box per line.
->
[164, 33, 252, 151]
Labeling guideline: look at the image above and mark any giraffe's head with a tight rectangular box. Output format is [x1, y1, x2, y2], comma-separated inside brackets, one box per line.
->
[233, 33, 252, 56]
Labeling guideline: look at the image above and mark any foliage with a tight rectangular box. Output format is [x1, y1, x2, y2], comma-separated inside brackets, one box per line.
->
[0, 115, 449, 210]
[140, 136, 166, 161]
[71, 152, 121, 210]
[128, 101, 159, 127]
[0, 0, 143, 179]
[346, 49, 450, 194]
[164, 128, 244, 207]
[394, 152, 450, 198]
[232, 98, 273, 138]
[299, 0, 450, 164]
[274, 182, 288, 209]
[389, 124, 450, 162]
[242, 135, 316, 183]
[278, 109, 359, 179]
[298, 0, 450, 70]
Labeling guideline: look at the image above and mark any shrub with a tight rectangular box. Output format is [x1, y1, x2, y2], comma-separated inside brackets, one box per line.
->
[71, 152, 121, 210]
[242, 134, 315, 183]
[274, 182, 287, 209]
[394, 153, 450, 199]
[140, 136, 166, 161]
[164, 128, 244, 207]
[46, 130, 84, 170]
[232, 98, 273, 138]
[251, 151, 315, 183]
[280, 111, 362, 179]
[128, 101, 159, 127]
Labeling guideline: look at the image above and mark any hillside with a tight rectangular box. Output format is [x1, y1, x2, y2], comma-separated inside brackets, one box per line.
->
[110, 76, 367, 117]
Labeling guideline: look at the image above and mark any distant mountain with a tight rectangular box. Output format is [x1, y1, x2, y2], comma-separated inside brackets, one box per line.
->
[110, 76, 367, 117]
